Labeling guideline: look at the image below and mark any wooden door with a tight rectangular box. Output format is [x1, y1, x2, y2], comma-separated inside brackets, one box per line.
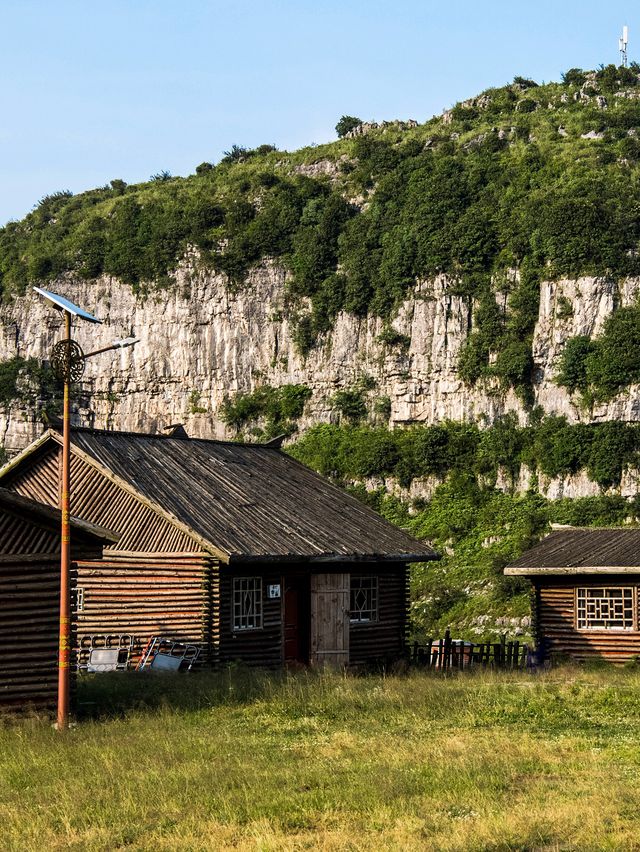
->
[310, 573, 350, 668]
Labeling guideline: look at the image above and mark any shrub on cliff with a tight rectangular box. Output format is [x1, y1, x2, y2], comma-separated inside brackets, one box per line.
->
[557, 305, 640, 401]
[219, 383, 311, 439]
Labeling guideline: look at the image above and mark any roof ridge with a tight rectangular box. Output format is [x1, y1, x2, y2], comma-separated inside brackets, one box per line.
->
[64, 425, 281, 449]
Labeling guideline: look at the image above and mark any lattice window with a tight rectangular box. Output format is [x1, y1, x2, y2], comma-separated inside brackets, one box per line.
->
[232, 577, 263, 631]
[576, 587, 635, 630]
[350, 576, 378, 623]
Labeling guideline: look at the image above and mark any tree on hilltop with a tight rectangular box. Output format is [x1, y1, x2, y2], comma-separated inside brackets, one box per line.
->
[335, 115, 362, 138]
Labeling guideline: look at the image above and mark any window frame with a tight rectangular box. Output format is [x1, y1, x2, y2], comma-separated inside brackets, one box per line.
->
[350, 575, 379, 624]
[232, 576, 263, 632]
[575, 585, 636, 632]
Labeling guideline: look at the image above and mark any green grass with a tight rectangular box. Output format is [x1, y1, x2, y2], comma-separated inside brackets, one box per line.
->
[3, 667, 640, 850]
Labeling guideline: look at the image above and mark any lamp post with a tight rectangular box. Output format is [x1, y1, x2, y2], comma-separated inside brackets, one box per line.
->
[33, 287, 138, 729]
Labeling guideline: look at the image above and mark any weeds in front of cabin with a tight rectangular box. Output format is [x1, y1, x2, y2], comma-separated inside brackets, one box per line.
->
[2, 667, 640, 850]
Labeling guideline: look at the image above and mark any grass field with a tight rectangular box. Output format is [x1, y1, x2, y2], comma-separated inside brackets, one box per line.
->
[2, 667, 640, 851]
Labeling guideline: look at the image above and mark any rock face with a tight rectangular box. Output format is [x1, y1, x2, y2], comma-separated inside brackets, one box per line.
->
[1, 264, 639, 496]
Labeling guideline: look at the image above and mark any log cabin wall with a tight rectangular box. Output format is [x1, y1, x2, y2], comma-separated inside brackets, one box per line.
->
[0, 506, 104, 711]
[217, 564, 410, 668]
[534, 575, 640, 662]
[1, 552, 66, 710]
[349, 566, 409, 666]
[76, 553, 219, 666]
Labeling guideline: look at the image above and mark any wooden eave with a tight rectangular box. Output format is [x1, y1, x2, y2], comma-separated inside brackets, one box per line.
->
[505, 565, 640, 576]
[230, 551, 440, 565]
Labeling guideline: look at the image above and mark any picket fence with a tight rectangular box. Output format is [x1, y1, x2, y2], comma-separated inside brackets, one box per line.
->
[410, 629, 532, 671]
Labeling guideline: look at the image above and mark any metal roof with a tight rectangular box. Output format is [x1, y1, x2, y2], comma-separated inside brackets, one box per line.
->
[57, 428, 438, 563]
[505, 528, 640, 575]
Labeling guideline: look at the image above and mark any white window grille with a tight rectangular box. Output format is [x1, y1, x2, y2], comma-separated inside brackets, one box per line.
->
[76, 587, 85, 612]
[233, 577, 263, 631]
[576, 587, 635, 630]
[350, 576, 378, 623]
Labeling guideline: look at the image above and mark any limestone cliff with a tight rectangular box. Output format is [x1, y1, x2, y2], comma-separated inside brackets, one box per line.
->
[1, 263, 638, 501]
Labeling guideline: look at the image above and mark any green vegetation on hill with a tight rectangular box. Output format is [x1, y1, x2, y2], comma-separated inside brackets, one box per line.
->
[371, 482, 632, 640]
[290, 416, 640, 490]
[289, 419, 640, 639]
[557, 303, 640, 402]
[5, 65, 640, 395]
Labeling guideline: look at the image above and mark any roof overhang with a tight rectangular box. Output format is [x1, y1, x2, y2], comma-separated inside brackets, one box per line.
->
[229, 551, 440, 565]
[0, 485, 119, 546]
[505, 565, 640, 576]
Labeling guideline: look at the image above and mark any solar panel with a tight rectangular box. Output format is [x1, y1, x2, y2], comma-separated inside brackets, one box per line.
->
[33, 287, 103, 324]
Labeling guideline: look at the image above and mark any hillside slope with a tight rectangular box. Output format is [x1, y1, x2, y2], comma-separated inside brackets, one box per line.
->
[3, 65, 640, 638]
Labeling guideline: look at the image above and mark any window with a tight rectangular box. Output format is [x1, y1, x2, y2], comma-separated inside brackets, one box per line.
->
[233, 577, 263, 631]
[576, 587, 634, 630]
[350, 576, 378, 623]
[76, 587, 84, 612]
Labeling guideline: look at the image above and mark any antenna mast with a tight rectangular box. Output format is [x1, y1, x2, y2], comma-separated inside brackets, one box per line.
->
[620, 25, 629, 67]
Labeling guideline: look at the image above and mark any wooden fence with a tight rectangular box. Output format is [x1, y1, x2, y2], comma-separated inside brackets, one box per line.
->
[410, 629, 532, 671]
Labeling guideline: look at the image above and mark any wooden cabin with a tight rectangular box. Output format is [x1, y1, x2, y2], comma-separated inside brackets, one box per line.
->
[0, 487, 115, 710]
[505, 528, 640, 663]
[0, 428, 438, 669]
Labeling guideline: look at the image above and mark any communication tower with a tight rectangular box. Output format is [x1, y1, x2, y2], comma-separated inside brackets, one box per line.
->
[620, 25, 629, 67]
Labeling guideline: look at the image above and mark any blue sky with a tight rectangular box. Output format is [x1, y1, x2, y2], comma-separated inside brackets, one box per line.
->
[0, 0, 636, 224]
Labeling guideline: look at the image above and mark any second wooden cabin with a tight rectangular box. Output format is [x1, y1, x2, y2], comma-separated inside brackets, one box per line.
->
[505, 527, 640, 663]
[0, 428, 438, 668]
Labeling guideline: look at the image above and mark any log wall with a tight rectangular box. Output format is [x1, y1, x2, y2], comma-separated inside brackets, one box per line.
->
[535, 576, 640, 662]
[217, 564, 409, 668]
[0, 554, 63, 709]
[75, 553, 218, 666]
[0, 505, 102, 712]
[349, 567, 409, 666]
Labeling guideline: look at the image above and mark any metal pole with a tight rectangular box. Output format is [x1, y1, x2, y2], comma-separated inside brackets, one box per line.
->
[57, 311, 71, 729]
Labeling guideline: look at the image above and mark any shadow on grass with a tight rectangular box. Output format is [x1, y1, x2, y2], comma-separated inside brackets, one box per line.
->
[75, 656, 406, 721]
[76, 665, 318, 720]
[74, 658, 632, 723]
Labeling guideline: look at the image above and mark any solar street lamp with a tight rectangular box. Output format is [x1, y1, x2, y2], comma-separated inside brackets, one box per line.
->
[33, 287, 138, 729]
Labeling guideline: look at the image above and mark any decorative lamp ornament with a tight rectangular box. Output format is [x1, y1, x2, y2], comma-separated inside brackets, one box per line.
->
[51, 339, 86, 382]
